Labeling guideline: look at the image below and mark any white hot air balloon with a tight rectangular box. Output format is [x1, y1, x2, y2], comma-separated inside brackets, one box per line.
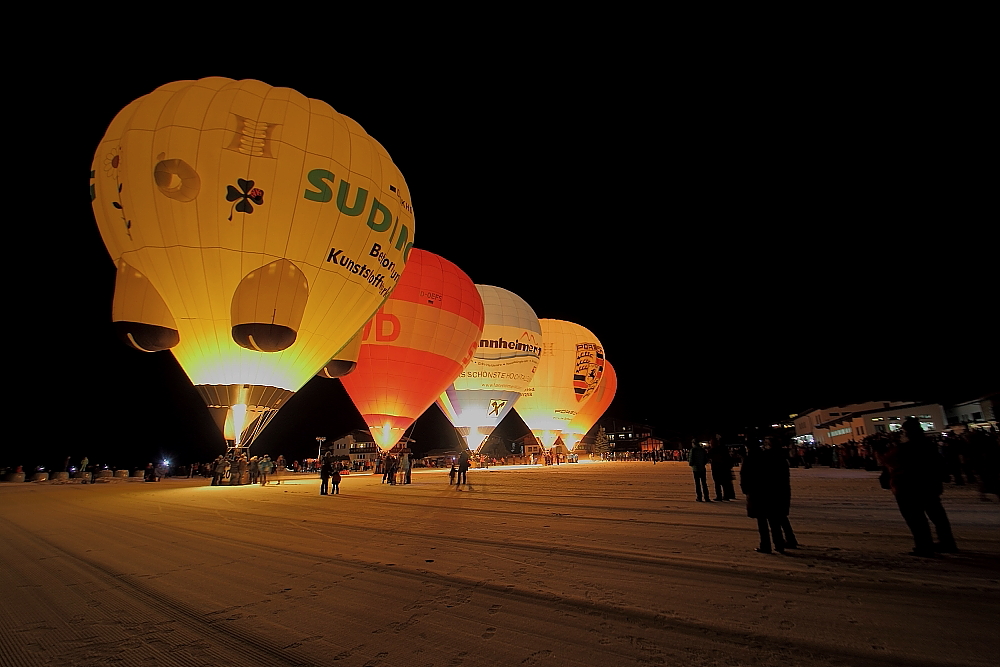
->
[436, 285, 542, 451]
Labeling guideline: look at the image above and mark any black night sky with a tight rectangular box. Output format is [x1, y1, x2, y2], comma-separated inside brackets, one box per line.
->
[9, 52, 992, 471]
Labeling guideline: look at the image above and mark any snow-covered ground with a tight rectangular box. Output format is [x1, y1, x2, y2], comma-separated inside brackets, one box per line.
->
[2, 462, 997, 666]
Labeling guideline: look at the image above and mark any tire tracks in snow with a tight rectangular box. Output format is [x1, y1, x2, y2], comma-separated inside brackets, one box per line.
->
[26, 503, 986, 667]
[0, 515, 322, 667]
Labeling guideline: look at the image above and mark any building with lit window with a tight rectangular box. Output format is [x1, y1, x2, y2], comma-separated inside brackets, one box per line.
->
[815, 402, 947, 445]
[794, 397, 991, 446]
[945, 393, 998, 430]
[599, 419, 654, 454]
[333, 430, 379, 469]
[792, 401, 916, 445]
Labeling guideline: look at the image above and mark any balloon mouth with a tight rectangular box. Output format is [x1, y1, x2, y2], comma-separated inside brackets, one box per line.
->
[362, 415, 412, 450]
[531, 429, 562, 450]
[114, 321, 180, 352]
[318, 360, 357, 378]
[232, 323, 297, 352]
[197, 384, 294, 446]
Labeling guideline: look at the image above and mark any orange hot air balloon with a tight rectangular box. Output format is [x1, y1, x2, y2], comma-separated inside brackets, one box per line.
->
[514, 319, 604, 450]
[340, 249, 484, 450]
[562, 359, 617, 452]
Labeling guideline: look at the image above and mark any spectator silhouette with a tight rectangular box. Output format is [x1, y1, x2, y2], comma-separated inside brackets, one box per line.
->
[740, 437, 796, 553]
[879, 418, 957, 557]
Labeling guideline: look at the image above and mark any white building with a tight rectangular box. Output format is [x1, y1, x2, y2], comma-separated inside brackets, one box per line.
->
[945, 393, 998, 430]
[814, 402, 948, 445]
[332, 431, 379, 469]
[792, 401, 915, 445]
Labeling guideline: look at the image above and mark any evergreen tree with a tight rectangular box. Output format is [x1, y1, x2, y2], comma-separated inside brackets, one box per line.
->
[593, 425, 611, 455]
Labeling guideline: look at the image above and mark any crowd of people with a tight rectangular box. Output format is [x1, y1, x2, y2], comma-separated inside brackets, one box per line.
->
[196, 452, 358, 487]
[377, 450, 413, 486]
[6, 418, 997, 559]
[685, 423, 999, 556]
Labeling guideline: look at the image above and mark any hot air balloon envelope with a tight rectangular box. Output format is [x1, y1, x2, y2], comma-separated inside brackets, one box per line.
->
[91, 78, 414, 445]
[563, 359, 617, 451]
[515, 319, 604, 450]
[436, 285, 542, 450]
[340, 249, 484, 450]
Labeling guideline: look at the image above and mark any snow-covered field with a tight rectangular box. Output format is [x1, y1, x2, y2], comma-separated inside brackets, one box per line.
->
[2, 462, 997, 667]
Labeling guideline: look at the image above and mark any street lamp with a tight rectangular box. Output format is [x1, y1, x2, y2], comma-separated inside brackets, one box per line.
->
[316, 437, 326, 461]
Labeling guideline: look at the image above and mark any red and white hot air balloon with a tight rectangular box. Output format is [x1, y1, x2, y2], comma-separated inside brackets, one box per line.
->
[340, 249, 484, 450]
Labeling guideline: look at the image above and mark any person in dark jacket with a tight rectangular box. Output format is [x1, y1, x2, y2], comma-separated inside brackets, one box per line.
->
[249, 456, 260, 485]
[688, 441, 711, 502]
[709, 439, 736, 501]
[740, 438, 796, 553]
[330, 466, 342, 495]
[211, 456, 226, 486]
[234, 454, 248, 486]
[320, 454, 333, 495]
[879, 418, 957, 557]
[456, 450, 471, 487]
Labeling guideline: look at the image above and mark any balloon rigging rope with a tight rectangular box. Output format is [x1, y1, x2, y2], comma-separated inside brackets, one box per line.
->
[244, 409, 278, 449]
[400, 418, 418, 449]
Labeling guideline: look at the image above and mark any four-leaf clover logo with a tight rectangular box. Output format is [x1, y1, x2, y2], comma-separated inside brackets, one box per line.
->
[226, 178, 265, 221]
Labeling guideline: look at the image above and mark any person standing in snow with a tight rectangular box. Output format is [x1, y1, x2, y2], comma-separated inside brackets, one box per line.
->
[320, 454, 332, 495]
[211, 456, 225, 486]
[400, 451, 412, 485]
[258, 455, 273, 486]
[688, 442, 711, 502]
[709, 439, 736, 501]
[274, 455, 286, 485]
[456, 450, 471, 488]
[741, 438, 796, 553]
[879, 418, 957, 557]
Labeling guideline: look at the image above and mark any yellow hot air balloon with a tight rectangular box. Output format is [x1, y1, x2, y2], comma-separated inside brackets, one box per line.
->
[562, 359, 617, 452]
[317, 328, 364, 379]
[514, 320, 604, 450]
[91, 77, 414, 447]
